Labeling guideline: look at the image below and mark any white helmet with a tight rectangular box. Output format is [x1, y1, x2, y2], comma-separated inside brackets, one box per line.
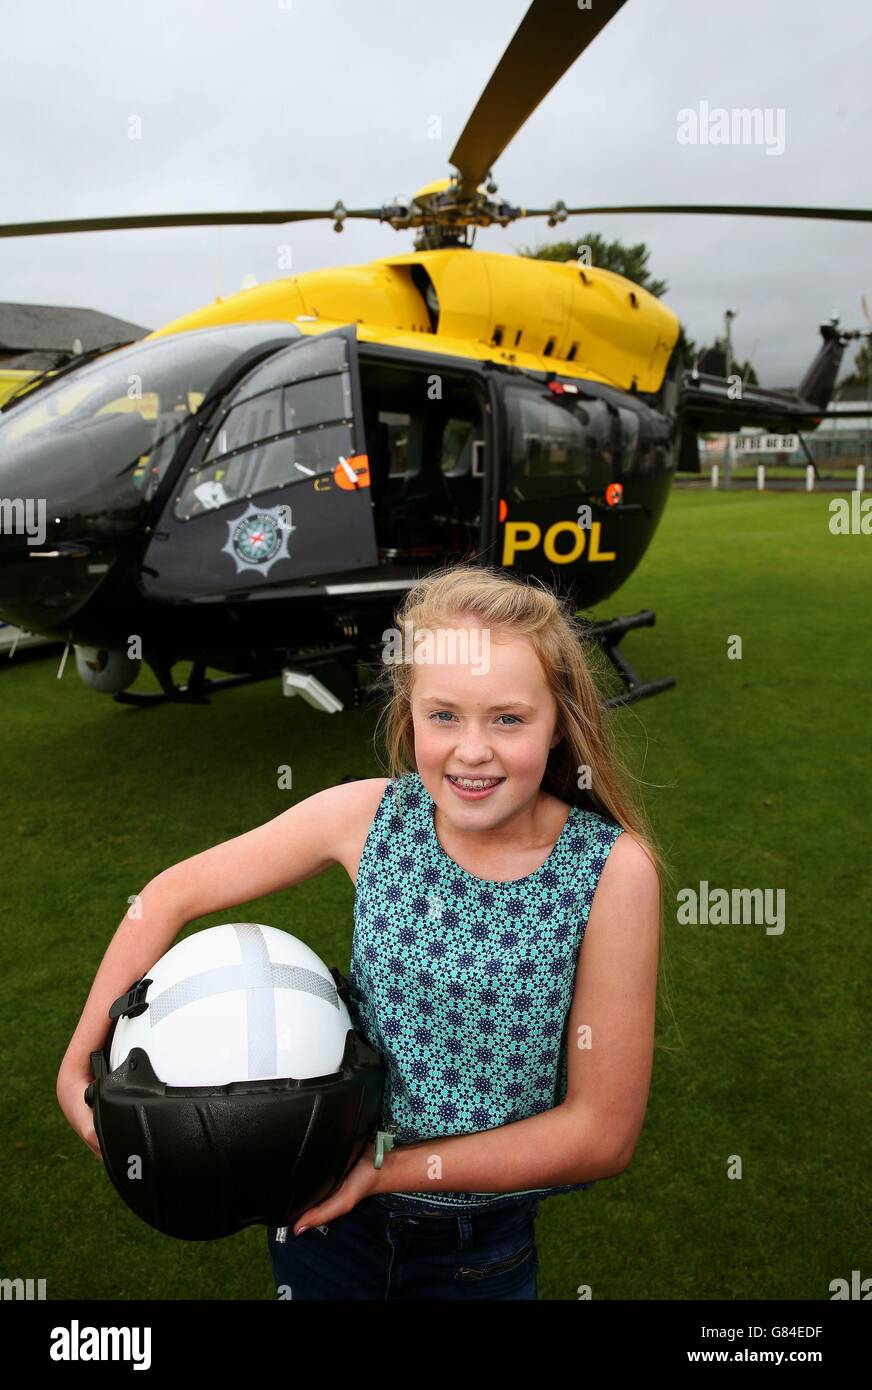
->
[109, 922, 352, 1085]
[86, 923, 385, 1241]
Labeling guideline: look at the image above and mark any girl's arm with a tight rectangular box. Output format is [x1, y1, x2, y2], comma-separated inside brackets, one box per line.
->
[56, 778, 376, 1153]
[370, 831, 661, 1196]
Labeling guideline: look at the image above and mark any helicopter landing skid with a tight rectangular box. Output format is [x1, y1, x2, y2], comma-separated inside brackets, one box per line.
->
[581, 610, 676, 709]
[112, 658, 275, 706]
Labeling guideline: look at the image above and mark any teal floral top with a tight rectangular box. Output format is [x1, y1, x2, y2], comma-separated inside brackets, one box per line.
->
[347, 771, 624, 1208]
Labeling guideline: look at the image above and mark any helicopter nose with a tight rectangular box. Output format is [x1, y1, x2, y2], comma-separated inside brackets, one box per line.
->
[0, 414, 149, 633]
[0, 499, 93, 634]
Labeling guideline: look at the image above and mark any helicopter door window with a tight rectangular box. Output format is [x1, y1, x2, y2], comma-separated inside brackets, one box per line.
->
[223, 332, 350, 404]
[203, 374, 350, 466]
[175, 365, 357, 519]
[174, 418, 355, 519]
[507, 390, 585, 500]
[617, 407, 640, 476]
[377, 411, 411, 477]
[204, 388, 283, 460]
[440, 417, 476, 477]
[283, 372, 352, 431]
[244, 421, 354, 490]
[506, 387, 614, 500]
[577, 398, 614, 491]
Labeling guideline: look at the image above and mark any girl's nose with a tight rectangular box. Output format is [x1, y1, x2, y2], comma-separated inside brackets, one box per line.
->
[454, 726, 495, 764]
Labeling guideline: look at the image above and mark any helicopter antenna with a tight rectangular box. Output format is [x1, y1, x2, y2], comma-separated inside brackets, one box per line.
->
[723, 308, 738, 378]
[215, 227, 224, 301]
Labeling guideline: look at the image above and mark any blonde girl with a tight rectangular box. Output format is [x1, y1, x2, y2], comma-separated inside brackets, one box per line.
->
[58, 562, 662, 1300]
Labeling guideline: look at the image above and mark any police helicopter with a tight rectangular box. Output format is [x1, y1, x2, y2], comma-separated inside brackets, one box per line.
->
[0, 0, 869, 711]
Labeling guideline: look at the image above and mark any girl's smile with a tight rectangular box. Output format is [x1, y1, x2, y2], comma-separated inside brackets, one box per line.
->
[445, 773, 506, 800]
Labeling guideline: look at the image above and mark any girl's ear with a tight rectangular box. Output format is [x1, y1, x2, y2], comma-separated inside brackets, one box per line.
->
[549, 725, 563, 750]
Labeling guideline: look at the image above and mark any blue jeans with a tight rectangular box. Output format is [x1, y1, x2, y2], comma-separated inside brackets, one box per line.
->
[266, 1192, 541, 1300]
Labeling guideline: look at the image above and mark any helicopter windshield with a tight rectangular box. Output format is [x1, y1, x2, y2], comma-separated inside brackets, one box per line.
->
[0, 323, 297, 517]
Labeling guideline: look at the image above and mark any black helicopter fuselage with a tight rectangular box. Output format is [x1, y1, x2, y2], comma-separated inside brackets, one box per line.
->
[0, 320, 677, 680]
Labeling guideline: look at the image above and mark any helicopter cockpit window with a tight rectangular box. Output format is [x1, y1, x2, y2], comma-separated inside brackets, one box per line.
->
[0, 322, 291, 514]
[174, 367, 355, 519]
[505, 386, 614, 500]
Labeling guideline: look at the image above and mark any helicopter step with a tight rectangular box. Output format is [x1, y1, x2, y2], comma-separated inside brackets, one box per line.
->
[582, 610, 675, 709]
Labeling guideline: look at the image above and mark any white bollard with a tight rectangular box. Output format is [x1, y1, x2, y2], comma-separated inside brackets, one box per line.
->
[805, 464, 815, 492]
[757, 464, 765, 491]
[857, 464, 866, 494]
[711, 463, 719, 489]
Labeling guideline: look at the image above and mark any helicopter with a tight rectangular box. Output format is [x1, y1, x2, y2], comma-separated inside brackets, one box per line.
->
[0, 0, 869, 712]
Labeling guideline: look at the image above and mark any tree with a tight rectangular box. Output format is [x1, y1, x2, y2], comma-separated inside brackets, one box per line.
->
[841, 336, 872, 388]
[692, 340, 758, 385]
[735, 357, 758, 386]
[517, 233, 669, 299]
[676, 324, 698, 365]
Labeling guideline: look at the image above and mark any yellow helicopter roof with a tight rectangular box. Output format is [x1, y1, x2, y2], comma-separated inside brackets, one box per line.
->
[147, 248, 679, 395]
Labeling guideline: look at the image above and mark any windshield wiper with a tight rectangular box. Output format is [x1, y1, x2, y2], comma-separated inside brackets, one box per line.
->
[0, 340, 135, 414]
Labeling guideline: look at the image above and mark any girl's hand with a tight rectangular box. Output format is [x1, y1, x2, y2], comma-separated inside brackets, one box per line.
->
[56, 1069, 103, 1162]
[291, 1141, 382, 1235]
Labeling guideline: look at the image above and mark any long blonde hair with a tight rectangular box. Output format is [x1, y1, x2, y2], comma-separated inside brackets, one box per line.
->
[368, 562, 676, 1025]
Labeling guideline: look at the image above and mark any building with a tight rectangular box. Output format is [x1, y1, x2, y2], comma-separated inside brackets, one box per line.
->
[0, 301, 149, 371]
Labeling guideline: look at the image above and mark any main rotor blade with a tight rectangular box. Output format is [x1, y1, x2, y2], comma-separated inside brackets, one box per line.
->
[519, 202, 872, 223]
[0, 208, 382, 239]
[449, 0, 628, 195]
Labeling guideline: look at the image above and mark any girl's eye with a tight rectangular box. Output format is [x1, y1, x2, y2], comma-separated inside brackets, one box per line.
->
[427, 712, 522, 725]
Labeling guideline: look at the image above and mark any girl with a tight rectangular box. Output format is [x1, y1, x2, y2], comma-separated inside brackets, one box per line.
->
[57, 563, 663, 1301]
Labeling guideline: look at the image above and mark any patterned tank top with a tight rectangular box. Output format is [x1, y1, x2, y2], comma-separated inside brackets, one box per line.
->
[347, 770, 624, 1209]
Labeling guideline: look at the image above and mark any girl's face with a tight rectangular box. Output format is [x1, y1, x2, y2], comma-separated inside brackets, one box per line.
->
[410, 620, 562, 826]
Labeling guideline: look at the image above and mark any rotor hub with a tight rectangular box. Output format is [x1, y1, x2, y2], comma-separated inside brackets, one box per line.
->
[359, 177, 564, 250]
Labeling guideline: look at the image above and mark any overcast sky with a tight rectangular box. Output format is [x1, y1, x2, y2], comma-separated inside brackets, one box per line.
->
[2, 0, 870, 385]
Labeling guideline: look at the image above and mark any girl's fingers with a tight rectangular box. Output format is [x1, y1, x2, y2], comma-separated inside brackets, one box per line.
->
[294, 1194, 346, 1234]
[293, 1202, 330, 1233]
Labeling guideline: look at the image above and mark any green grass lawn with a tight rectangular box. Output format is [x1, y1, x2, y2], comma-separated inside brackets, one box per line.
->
[1, 489, 869, 1301]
